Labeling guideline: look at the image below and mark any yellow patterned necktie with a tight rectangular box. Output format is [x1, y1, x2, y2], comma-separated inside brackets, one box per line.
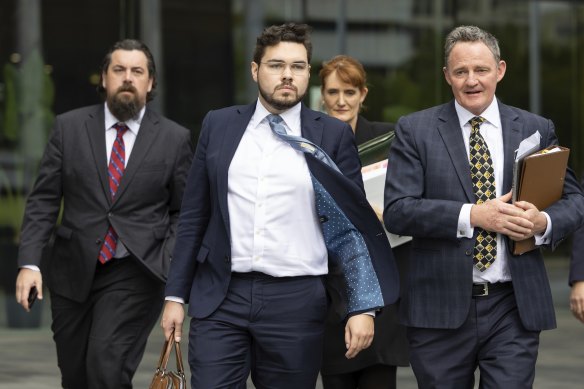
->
[469, 116, 496, 271]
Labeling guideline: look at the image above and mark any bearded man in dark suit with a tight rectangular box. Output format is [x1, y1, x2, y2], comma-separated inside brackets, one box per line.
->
[15, 39, 193, 388]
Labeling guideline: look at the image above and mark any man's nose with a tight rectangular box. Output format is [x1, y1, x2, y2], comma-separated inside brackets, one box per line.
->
[124, 69, 134, 82]
[281, 64, 293, 79]
[466, 72, 478, 85]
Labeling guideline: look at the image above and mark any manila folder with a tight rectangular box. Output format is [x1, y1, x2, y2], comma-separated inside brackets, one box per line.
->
[512, 146, 569, 255]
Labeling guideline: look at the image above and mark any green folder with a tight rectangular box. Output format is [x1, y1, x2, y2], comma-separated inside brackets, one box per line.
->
[357, 131, 395, 166]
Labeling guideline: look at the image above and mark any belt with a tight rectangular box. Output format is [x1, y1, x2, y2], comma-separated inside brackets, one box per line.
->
[472, 282, 512, 297]
[231, 271, 321, 281]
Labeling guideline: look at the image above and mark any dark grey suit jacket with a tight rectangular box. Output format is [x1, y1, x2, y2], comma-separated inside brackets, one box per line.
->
[569, 182, 584, 285]
[384, 99, 584, 331]
[17, 104, 193, 302]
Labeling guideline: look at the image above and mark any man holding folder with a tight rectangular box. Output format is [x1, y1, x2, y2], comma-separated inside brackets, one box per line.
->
[384, 25, 584, 387]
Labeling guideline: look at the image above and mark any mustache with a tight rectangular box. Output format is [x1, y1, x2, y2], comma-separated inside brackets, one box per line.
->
[116, 84, 138, 94]
[276, 83, 297, 91]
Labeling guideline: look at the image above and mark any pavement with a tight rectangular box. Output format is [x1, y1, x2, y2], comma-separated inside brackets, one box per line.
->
[0, 255, 582, 388]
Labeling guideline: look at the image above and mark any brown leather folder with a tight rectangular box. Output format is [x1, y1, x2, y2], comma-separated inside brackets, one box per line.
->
[512, 146, 570, 255]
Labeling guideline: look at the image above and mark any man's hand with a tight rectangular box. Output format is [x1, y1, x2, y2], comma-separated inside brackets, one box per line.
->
[15, 268, 43, 312]
[570, 281, 584, 324]
[513, 200, 548, 239]
[470, 191, 534, 240]
[344, 314, 374, 359]
[161, 301, 185, 342]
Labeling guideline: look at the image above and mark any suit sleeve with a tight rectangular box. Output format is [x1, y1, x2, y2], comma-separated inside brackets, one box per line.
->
[17, 118, 64, 267]
[383, 115, 464, 239]
[165, 112, 213, 300]
[539, 120, 584, 250]
[165, 126, 194, 254]
[570, 222, 584, 285]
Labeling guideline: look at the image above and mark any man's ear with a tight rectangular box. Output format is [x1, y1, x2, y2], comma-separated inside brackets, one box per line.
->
[251, 62, 259, 82]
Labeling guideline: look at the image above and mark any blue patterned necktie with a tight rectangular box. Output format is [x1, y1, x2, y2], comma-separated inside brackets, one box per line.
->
[469, 116, 497, 271]
[265, 113, 384, 315]
[266, 114, 340, 172]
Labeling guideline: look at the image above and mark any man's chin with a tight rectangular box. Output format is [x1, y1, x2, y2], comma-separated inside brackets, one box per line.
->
[116, 92, 135, 103]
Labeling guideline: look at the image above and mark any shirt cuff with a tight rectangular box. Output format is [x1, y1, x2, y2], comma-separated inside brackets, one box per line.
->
[534, 212, 552, 245]
[21, 265, 40, 272]
[457, 203, 474, 238]
[165, 296, 185, 304]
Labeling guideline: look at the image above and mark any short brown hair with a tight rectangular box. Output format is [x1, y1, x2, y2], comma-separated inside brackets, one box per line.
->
[319, 55, 367, 93]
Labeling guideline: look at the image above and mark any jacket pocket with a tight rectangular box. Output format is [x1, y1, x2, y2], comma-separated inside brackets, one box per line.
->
[55, 225, 73, 239]
[196, 245, 209, 263]
[152, 226, 167, 240]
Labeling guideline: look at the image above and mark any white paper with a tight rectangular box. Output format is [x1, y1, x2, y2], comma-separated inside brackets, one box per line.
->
[512, 131, 542, 202]
[514, 131, 541, 161]
[362, 161, 412, 248]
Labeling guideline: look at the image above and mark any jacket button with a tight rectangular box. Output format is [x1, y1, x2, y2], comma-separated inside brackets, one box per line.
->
[465, 249, 472, 256]
[224, 255, 230, 263]
[96, 239, 102, 245]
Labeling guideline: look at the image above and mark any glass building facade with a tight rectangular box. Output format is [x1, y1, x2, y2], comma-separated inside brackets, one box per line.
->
[1, 0, 583, 319]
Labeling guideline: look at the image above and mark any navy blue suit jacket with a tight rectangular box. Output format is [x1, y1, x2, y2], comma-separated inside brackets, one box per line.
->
[384, 99, 584, 331]
[166, 102, 399, 320]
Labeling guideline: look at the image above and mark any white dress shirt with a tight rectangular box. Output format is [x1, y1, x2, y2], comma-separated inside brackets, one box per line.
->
[228, 100, 328, 276]
[455, 98, 551, 283]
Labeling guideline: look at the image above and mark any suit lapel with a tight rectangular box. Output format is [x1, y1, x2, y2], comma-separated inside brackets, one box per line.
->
[85, 106, 111, 204]
[113, 109, 160, 201]
[499, 102, 522, 193]
[217, 103, 256, 234]
[300, 104, 324, 146]
[437, 102, 475, 203]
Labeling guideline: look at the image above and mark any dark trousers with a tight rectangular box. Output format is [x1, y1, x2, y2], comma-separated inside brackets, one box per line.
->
[188, 272, 328, 389]
[407, 287, 540, 389]
[322, 364, 397, 389]
[50, 257, 164, 389]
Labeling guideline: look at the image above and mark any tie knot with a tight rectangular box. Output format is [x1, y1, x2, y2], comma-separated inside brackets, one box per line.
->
[266, 114, 287, 135]
[267, 114, 283, 125]
[469, 116, 485, 130]
[113, 123, 129, 136]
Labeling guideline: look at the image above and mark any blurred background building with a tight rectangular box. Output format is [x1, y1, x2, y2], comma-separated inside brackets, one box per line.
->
[0, 0, 583, 325]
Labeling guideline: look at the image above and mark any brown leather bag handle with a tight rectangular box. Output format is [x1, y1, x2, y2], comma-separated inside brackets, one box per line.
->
[156, 330, 185, 374]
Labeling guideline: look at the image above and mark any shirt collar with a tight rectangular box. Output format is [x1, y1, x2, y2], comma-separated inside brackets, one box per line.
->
[104, 103, 146, 134]
[454, 97, 501, 130]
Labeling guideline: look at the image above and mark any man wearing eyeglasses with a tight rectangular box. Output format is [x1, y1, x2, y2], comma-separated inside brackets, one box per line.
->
[160, 23, 399, 388]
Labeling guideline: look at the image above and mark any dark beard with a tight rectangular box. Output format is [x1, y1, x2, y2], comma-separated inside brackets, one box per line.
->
[107, 85, 143, 122]
[258, 82, 305, 111]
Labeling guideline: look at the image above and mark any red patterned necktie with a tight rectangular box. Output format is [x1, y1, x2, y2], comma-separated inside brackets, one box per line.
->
[98, 123, 128, 264]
